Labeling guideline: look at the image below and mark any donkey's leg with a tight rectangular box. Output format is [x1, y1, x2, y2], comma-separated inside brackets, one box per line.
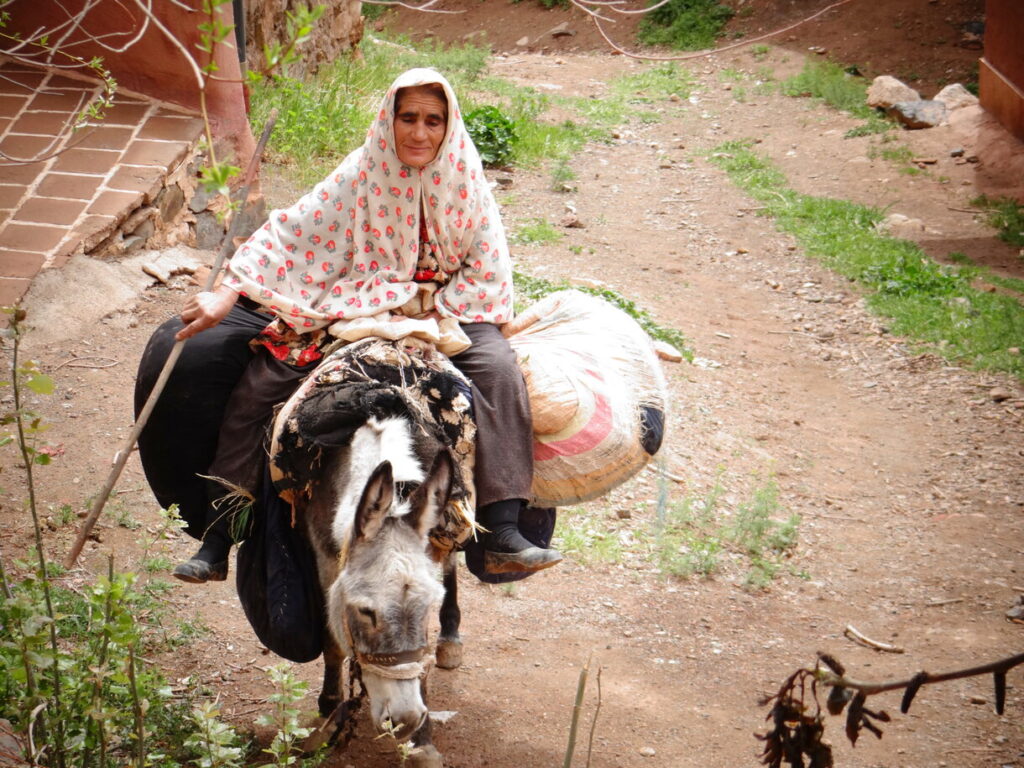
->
[318, 637, 345, 716]
[435, 551, 462, 670]
[407, 678, 443, 768]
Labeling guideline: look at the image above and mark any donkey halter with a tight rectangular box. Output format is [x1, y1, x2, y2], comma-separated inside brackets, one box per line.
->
[342, 607, 434, 681]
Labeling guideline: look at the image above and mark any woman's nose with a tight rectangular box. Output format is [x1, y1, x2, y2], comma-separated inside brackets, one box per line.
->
[410, 121, 427, 140]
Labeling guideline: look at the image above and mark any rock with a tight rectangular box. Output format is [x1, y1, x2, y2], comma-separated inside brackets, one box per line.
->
[933, 83, 978, 112]
[616, 508, 632, 520]
[515, 36, 529, 47]
[194, 210, 225, 250]
[639, 746, 657, 757]
[990, 387, 1012, 403]
[495, 175, 514, 189]
[886, 100, 948, 129]
[559, 213, 584, 228]
[866, 75, 921, 109]
[159, 182, 186, 222]
[950, 147, 965, 157]
[653, 340, 684, 363]
[549, 22, 574, 38]
[877, 213, 926, 237]
[188, 183, 213, 214]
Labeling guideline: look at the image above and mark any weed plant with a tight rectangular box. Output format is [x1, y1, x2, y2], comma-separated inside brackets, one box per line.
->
[971, 195, 1024, 248]
[555, 509, 625, 565]
[708, 141, 1024, 378]
[655, 480, 799, 587]
[511, 217, 563, 246]
[780, 61, 893, 137]
[637, 0, 734, 50]
[513, 269, 693, 357]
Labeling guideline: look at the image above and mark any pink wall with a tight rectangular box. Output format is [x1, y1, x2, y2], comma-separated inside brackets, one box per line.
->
[6, 1, 253, 158]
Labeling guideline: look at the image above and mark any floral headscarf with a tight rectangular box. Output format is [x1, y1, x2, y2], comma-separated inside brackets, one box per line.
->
[225, 68, 514, 335]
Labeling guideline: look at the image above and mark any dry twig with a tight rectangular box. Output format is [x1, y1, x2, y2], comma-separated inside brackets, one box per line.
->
[844, 624, 905, 654]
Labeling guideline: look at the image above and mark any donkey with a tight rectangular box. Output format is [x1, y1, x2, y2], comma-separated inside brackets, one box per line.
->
[279, 347, 473, 767]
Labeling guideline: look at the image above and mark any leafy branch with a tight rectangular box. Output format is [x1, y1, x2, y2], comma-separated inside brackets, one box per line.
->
[758, 651, 1024, 768]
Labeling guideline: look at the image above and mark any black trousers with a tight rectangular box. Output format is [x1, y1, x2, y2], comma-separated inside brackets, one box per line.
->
[135, 309, 533, 539]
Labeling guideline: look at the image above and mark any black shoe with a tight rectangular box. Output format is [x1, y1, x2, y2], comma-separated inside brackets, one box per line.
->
[478, 498, 563, 575]
[173, 557, 228, 583]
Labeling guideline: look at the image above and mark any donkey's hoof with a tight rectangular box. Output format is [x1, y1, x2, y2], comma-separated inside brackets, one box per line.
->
[407, 744, 443, 768]
[436, 638, 463, 670]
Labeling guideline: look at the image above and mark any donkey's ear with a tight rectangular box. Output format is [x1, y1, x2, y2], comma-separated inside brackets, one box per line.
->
[354, 461, 395, 542]
[406, 450, 453, 537]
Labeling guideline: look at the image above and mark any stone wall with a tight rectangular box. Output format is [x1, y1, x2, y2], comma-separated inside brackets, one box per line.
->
[245, 0, 365, 75]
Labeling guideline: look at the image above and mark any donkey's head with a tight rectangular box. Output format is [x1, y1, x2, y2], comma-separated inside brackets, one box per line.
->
[327, 449, 452, 740]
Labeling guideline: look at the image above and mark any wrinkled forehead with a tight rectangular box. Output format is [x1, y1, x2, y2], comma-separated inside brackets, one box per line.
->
[394, 83, 449, 118]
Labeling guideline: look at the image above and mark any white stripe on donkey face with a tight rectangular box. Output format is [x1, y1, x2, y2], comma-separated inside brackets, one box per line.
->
[327, 416, 448, 741]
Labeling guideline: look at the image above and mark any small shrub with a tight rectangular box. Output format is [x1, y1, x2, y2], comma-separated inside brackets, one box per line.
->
[465, 105, 517, 167]
[638, 0, 734, 51]
[972, 194, 1024, 248]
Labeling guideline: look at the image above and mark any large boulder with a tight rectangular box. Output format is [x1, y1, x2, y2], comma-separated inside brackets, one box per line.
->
[867, 75, 921, 108]
[886, 100, 948, 129]
[933, 83, 979, 112]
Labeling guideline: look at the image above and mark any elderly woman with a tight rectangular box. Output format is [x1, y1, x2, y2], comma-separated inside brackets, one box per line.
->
[135, 68, 561, 583]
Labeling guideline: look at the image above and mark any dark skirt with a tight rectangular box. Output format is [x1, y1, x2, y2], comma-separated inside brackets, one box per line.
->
[135, 311, 533, 538]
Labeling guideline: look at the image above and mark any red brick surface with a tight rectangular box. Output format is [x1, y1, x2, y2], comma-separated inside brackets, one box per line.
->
[102, 102, 151, 125]
[0, 249, 46, 278]
[0, 160, 49, 184]
[52, 148, 122, 174]
[122, 139, 190, 169]
[47, 76, 97, 91]
[9, 111, 68, 135]
[26, 91, 92, 113]
[37, 173, 104, 200]
[0, 134, 58, 161]
[108, 165, 164, 201]
[139, 115, 205, 141]
[77, 214, 118, 251]
[75, 126, 135, 151]
[14, 198, 88, 226]
[0, 185, 27, 209]
[88, 190, 143, 217]
[0, 94, 30, 113]
[0, 222, 65, 252]
[0, 276, 31, 307]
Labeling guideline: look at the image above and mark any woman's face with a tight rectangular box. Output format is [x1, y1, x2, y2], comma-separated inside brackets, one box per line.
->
[394, 85, 448, 169]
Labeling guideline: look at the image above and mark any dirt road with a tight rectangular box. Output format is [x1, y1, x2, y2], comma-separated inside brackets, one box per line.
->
[7, 34, 1024, 768]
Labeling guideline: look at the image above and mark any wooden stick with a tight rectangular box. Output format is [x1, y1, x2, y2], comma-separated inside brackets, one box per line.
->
[844, 624, 905, 654]
[63, 109, 279, 569]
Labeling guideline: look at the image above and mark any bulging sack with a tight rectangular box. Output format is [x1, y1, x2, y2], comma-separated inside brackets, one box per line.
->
[504, 290, 669, 507]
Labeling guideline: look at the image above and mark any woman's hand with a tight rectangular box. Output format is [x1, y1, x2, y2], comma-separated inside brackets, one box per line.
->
[175, 284, 240, 341]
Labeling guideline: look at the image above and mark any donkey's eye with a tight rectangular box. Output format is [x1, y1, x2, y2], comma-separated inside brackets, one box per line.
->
[357, 606, 377, 626]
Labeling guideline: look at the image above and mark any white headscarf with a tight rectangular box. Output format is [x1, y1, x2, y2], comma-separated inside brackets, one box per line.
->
[225, 68, 514, 336]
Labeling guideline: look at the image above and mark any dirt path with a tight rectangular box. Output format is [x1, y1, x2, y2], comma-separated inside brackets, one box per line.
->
[7, 42, 1024, 768]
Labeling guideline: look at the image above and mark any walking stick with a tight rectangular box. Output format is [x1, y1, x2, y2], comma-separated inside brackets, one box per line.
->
[64, 109, 278, 569]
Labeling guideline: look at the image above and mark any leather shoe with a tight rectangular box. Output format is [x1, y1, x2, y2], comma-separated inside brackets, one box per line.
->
[172, 558, 228, 583]
[483, 546, 563, 575]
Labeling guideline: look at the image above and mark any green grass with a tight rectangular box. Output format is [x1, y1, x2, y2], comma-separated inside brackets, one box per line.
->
[780, 60, 893, 138]
[637, 0, 734, 50]
[654, 479, 799, 587]
[554, 508, 625, 565]
[869, 140, 923, 175]
[513, 269, 692, 356]
[709, 140, 1024, 379]
[972, 195, 1024, 248]
[510, 217, 562, 246]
